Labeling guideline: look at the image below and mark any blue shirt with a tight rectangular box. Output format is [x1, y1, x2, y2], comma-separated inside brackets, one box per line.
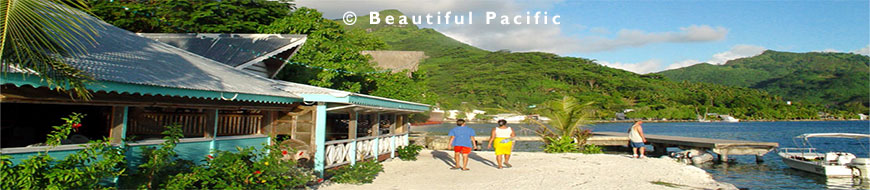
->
[448, 126, 475, 148]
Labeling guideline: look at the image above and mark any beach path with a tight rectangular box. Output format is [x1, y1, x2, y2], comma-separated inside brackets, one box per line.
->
[320, 150, 736, 190]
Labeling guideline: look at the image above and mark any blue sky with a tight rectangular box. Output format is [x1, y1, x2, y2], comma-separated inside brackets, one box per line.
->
[298, 0, 870, 73]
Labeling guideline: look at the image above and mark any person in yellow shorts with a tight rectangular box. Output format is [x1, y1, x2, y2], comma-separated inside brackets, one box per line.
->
[487, 119, 516, 169]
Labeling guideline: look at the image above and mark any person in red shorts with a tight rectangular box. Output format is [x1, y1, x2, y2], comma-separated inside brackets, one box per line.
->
[448, 119, 477, 171]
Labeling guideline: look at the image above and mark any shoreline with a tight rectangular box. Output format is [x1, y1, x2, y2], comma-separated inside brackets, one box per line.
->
[321, 150, 737, 190]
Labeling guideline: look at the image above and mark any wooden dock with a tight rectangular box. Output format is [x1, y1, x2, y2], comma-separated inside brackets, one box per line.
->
[593, 132, 779, 162]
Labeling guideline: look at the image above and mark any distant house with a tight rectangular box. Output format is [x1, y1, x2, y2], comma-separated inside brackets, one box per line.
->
[427, 108, 446, 122]
[443, 109, 486, 120]
[491, 114, 528, 123]
[616, 112, 627, 120]
[467, 110, 487, 120]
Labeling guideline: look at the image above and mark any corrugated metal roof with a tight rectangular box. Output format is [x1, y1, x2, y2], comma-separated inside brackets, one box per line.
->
[3, 7, 301, 103]
[138, 33, 305, 67]
[272, 81, 430, 111]
[134, 31, 427, 111]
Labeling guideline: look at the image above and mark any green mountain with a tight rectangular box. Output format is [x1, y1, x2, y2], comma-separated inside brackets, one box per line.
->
[344, 10, 860, 120]
[658, 51, 869, 112]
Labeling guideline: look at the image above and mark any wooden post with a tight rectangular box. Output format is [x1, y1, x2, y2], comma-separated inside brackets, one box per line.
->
[755, 155, 764, 163]
[204, 109, 218, 138]
[390, 114, 397, 135]
[349, 111, 358, 165]
[372, 113, 380, 159]
[260, 111, 273, 136]
[348, 111, 358, 139]
[390, 114, 398, 158]
[719, 152, 729, 163]
[403, 114, 410, 146]
[109, 106, 129, 145]
[395, 115, 404, 134]
[204, 109, 218, 155]
[373, 113, 380, 136]
[313, 102, 327, 177]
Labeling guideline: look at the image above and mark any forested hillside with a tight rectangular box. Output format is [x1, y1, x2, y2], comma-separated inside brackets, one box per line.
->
[346, 10, 860, 120]
[88, 3, 862, 120]
[659, 51, 869, 113]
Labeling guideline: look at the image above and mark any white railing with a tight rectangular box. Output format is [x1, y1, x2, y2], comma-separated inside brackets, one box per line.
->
[324, 132, 409, 168]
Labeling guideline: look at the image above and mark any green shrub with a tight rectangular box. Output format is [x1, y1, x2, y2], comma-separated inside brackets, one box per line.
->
[120, 124, 195, 189]
[165, 140, 315, 189]
[329, 160, 383, 184]
[396, 145, 423, 161]
[580, 144, 604, 154]
[0, 113, 126, 189]
[542, 136, 579, 153]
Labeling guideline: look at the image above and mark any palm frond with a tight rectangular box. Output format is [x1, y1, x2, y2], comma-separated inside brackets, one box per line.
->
[533, 96, 594, 139]
[1, 0, 99, 99]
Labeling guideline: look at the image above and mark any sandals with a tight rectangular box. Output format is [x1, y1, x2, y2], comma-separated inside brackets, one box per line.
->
[450, 167, 461, 170]
[461, 168, 470, 171]
[504, 163, 512, 168]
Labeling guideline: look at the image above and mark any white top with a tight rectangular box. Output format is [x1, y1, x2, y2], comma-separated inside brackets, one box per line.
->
[495, 127, 513, 138]
[628, 125, 643, 142]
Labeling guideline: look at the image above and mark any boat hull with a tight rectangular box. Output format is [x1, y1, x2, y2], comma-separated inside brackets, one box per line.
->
[780, 153, 854, 177]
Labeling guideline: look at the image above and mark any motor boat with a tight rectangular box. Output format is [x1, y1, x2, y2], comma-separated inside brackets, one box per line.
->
[719, 115, 739, 123]
[778, 133, 870, 177]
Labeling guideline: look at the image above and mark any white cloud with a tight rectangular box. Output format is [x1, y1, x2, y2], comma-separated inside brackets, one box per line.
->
[589, 27, 609, 34]
[665, 59, 702, 70]
[707, 44, 766, 65]
[569, 25, 728, 53]
[816, 48, 840, 53]
[440, 23, 727, 54]
[663, 44, 767, 71]
[296, 0, 727, 54]
[852, 45, 870, 56]
[598, 59, 662, 74]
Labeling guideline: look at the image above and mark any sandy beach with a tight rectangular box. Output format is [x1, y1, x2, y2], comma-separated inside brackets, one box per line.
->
[320, 150, 736, 190]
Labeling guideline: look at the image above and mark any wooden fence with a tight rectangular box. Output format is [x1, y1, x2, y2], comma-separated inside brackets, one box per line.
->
[127, 113, 262, 136]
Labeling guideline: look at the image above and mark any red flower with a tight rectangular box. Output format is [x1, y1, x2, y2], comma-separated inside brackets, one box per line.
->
[72, 123, 82, 129]
[282, 150, 288, 155]
[317, 178, 324, 183]
[254, 170, 261, 175]
[207, 155, 214, 159]
[298, 151, 304, 156]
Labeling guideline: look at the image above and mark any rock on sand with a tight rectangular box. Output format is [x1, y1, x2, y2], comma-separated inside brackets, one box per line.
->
[321, 150, 736, 190]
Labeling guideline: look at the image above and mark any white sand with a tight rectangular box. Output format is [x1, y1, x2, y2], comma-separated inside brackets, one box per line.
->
[320, 150, 737, 190]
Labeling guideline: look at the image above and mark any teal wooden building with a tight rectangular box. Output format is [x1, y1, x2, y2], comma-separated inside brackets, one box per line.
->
[1, 6, 428, 178]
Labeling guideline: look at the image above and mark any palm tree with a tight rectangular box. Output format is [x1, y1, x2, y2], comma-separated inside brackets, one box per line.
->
[1, 0, 99, 99]
[530, 96, 594, 152]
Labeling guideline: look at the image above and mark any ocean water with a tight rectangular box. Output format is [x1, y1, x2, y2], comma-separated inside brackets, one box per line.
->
[413, 121, 870, 189]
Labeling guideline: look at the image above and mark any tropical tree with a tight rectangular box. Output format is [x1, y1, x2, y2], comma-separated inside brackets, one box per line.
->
[531, 96, 594, 153]
[88, 0, 292, 33]
[258, 7, 387, 92]
[1, 0, 98, 99]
